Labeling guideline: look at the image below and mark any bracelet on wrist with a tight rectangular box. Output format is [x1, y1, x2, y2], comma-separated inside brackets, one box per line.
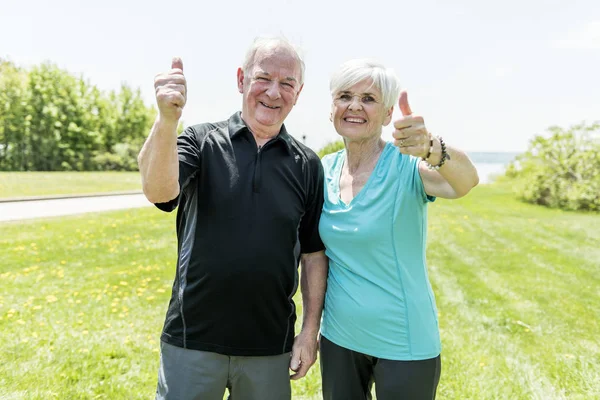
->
[424, 137, 433, 160]
[422, 135, 448, 170]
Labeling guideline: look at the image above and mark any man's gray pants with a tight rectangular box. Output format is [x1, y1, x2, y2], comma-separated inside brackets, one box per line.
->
[156, 341, 292, 400]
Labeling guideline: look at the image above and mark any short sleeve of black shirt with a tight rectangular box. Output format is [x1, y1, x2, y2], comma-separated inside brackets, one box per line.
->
[297, 150, 325, 254]
[155, 126, 205, 212]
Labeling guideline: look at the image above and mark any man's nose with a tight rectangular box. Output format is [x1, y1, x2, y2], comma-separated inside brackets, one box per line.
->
[265, 81, 281, 99]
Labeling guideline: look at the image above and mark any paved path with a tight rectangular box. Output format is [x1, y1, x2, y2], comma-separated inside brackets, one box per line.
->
[0, 194, 153, 222]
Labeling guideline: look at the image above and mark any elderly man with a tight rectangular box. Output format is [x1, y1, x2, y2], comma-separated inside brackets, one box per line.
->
[138, 37, 328, 400]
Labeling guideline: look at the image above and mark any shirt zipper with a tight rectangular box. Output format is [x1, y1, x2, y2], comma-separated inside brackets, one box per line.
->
[253, 145, 262, 193]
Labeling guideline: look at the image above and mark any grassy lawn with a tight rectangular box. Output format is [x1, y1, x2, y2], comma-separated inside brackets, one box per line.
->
[0, 183, 598, 399]
[0, 172, 142, 199]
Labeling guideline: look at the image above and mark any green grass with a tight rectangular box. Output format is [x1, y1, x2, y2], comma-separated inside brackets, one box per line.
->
[428, 184, 600, 400]
[0, 183, 598, 399]
[0, 172, 142, 199]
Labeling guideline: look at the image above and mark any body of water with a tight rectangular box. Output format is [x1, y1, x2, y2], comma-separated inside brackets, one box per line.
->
[469, 152, 520, 184]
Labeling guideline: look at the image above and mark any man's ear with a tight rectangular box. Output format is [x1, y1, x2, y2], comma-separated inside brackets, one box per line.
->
[237, 68, 244, 93]
[383, 106, 394, 126]
[293, 83, 304, 105]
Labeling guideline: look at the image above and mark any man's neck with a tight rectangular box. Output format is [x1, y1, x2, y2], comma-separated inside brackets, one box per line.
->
[241, 116, 282, 147]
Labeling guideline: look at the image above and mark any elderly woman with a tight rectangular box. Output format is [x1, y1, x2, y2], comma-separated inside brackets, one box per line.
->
[318, 59, 479, 400]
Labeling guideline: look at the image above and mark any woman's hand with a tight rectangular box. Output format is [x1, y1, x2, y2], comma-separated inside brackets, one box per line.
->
[392, 91, 431, 159]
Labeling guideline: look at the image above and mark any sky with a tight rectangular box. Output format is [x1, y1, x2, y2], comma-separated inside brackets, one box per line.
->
[1, 0, 599, 153]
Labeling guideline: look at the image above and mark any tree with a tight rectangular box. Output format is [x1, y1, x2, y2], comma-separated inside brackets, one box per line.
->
[0, 60, 159, 171]
[0, 60, 28, 170]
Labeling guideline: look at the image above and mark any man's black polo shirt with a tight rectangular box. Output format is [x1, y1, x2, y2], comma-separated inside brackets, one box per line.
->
[156, 112, 325, 356]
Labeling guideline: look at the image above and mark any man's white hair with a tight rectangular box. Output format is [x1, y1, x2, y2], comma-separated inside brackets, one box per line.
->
[330, 59, 401, 109]
[242, 36, 306, 85]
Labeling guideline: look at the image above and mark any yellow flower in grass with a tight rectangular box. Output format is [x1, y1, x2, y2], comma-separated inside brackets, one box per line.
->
[46, 295, 58, 303]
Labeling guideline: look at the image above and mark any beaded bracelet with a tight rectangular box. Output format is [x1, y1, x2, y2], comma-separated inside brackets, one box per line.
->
[424, 137, 433, 160]
[423, 135, 448, 170]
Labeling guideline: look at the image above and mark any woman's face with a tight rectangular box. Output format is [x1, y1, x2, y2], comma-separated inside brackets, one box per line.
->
[330, 79, 393, 142]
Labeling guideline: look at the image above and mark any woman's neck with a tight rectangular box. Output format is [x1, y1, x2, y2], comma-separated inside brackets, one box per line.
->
[344, 137, 386, 173]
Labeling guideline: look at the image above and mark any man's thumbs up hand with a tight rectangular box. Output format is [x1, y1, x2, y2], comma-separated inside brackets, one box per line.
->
[171, 57, 183, 72]
[154, 57, 187, 123]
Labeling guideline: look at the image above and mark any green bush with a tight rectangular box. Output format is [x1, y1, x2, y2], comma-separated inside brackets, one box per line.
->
[505, 122, 600, 212]
[317, 140, 345, 159]
[92, 141, 141, 171]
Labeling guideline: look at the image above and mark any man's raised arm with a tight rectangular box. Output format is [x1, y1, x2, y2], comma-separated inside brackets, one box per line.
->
[138, 57, 186, 204]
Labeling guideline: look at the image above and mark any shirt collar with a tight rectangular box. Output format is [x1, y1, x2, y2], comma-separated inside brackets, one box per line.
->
[228, 111, 294, 153]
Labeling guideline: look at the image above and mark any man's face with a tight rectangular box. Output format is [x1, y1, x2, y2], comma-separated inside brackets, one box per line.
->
[237, 48, 303, 134]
